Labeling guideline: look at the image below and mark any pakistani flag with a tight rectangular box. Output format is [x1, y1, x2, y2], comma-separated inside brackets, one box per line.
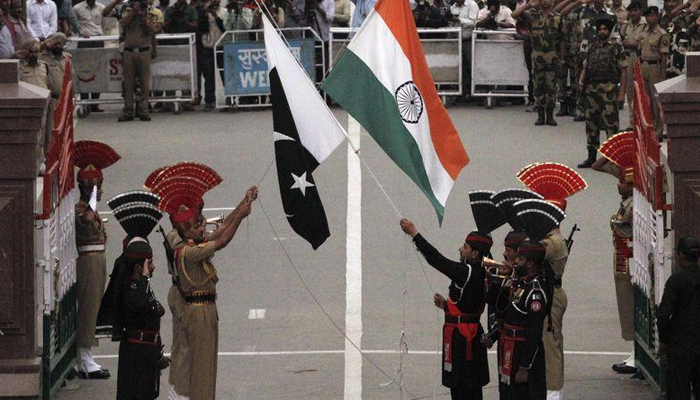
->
[263, 16, 346, 249]
[322, 0, 469, 223]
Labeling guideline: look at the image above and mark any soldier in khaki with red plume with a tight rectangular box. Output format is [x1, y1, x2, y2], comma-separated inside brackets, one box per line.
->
[592, 131, 638, 374]
[144, 162, 222, 400]
[73, 140, 120, 379]
[516, 162, 587, 400]
[151, 164, 257, 400]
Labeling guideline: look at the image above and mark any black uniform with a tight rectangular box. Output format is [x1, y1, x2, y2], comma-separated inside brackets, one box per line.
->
[117, 276, 164, 400]
[414, 234, 490, 400]
[500, 274, 548, 400]
[657, 263, 700, 400]
[486, 270, 514, 397]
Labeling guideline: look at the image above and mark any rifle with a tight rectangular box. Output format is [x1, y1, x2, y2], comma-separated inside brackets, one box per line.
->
[158, 224, 177, 279]
[565, 223, 580, 253]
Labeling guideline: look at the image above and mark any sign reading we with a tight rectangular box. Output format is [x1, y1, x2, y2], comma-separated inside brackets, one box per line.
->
[223, 39, 316, 96]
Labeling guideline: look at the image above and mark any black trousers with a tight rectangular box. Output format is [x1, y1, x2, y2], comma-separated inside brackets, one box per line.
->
[196, 45, 216, 105]
[666, 349, 700, 400]
[450, 382, 483, 400]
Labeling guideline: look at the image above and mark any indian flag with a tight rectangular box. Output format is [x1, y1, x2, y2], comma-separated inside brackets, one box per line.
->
[322, 0, 469, 223]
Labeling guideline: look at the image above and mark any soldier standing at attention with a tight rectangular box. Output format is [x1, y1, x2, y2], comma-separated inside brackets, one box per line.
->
[513, 0, 565, 127]
[611, 0, 628, 23]
[592, 132, 638, 374]
[638, 5, 669, 140]
[576, 15, 626, 168]
[118, 0, 158, 122]
[619, 1, 645, 128]
[73, 140, 121, 379]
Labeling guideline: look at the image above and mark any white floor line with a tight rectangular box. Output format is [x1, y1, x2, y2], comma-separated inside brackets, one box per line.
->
[94, 349, 631, 359]
[345, 116, 362, 400]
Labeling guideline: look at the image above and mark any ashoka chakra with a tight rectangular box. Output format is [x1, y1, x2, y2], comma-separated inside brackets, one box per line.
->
[395, 81, 423, 124]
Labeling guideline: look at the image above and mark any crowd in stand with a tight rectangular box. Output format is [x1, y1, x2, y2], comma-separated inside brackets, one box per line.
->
[1, 0, 699, 135]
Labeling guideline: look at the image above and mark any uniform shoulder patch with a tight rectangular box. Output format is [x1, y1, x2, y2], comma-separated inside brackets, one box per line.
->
[530, 300, 542, 312]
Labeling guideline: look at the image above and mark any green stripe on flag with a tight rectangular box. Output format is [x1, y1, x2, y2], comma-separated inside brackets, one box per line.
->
[323, 50, 445, 222]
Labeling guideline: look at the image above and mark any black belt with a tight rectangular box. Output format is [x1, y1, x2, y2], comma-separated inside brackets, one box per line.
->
[641, 59, 659, 64]
[502, 325, 528, 338]
[124, 46, 151, 53]
[184, 292, 217, 304]
[126, 329, 160, 345]
[445, 315, 480, 324]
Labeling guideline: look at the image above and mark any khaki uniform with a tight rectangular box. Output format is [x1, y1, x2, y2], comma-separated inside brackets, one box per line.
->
[175, 240, 219, 400]
[19, 59, 49, 89]
[638, 24, 670, 138]
[611, 197, 634, 340]
[39, 51, 70, 99]
[75, 201, 108, 348]
[120, 6, 157, 117]
[167, 230, 190, 397]
[542, 230, 569, 391]
[612, 6, 628, 23]
[619, 18, 646, 125]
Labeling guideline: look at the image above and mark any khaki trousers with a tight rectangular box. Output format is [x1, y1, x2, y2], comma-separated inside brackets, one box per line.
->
[168, 285, 190, 396]
[76, 253, 107, 348]
[122, 50, 151, 117]
[183, 303, 218, 400]
[543, 287, 567, 390]
[641, 61, 663, 137]
[615, 271, 635, 341]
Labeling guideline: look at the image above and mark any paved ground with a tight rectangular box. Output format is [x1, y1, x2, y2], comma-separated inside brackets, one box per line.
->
[55, 101, 659, 400]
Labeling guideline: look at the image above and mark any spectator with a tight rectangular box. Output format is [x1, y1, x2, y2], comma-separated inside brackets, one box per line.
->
[333, 0, 351, 27]
[163, 0, 197, 112]
[433, 0, 451, 21]
[102, 0, 127, 35]
[260, 0, 284, 29]
[5, 0, 37, 47]
[476, 0, 515, 39]
[56, 0, 81, 36]
[223, 0, 253, 39]
[308, 0, 335, 41]
[657, 236, 700, 400]
[0, 18, 14, 59]
[413, 0, 447, 27]
[451, 0, 479, 99]
[350, 0, 374, 28]
[196, 0, 224, 111]
[74, 0, 105, 111]
[281, 0, 305, 38]
[26, 0, 58, 40]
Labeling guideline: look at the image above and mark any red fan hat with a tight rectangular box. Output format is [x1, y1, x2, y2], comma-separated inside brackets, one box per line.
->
[599, 131, 635, 183]
[74, 140, 121, 186]
[152, 175, 209, 228]
[144, 161, 223, 191]
[516, 162, 587, 211]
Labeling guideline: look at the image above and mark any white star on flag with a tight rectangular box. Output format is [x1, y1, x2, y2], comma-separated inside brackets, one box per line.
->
[290, 172, 315, 196]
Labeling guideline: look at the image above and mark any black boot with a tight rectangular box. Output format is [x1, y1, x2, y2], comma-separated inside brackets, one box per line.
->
[535, 107, 545, 125]
[568, 100, 577, 116]
[577, 149, 597, 168]
[556, 101, 569, 116]
[546, 108, 557, 126]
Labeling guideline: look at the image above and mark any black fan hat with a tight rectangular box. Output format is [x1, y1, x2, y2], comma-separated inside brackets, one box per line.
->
[469, 190, 507, 235]
[107, 190, 160, 210]
[491, 188, 544, 232]
[513, 199, 565, 242]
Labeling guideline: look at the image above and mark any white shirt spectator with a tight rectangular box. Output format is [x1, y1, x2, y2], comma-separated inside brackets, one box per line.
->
[310, 0, 335, 41]
[476, 5, 515, 39]
[74, 0, 106, 37]
[0, 23, 15, 59]
[26, 0, 57, 40]
[450, 0, 479, 39]
[350, 0, 375, 28]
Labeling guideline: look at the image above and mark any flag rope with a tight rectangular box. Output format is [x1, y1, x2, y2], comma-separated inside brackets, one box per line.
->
[255, 193, 421, 398]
